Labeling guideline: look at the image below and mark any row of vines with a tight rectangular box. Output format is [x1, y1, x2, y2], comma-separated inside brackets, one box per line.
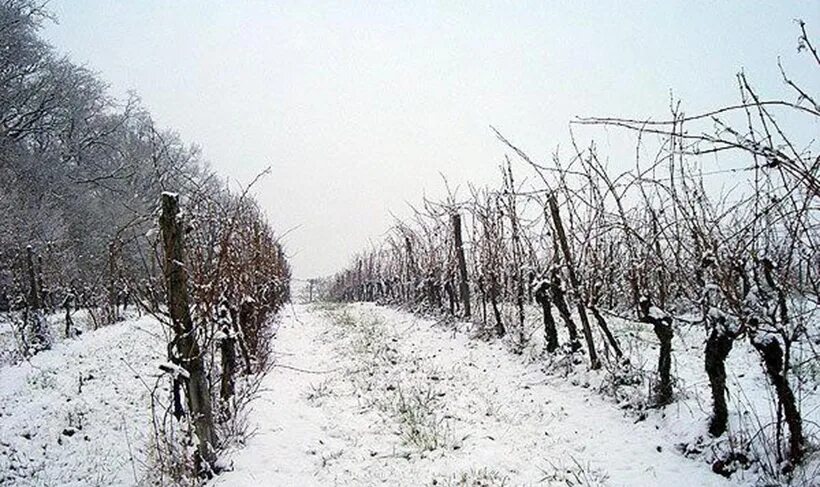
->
[0, 1, 291, 483]
[329, 22, 819, 482]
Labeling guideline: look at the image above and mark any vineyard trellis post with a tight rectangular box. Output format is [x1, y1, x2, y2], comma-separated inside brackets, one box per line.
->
[452, 212, 471, 318]
[548, 194, 599, 369]
[159, 192, 218, 472]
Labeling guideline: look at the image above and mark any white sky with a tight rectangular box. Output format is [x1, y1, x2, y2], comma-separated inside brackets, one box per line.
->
[42, 1, 818, 278]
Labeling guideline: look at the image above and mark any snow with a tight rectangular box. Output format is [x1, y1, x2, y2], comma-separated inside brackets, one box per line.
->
[0, 312, 166, 486]
[213, 303, 741, 486]
[647, 305, 669, 321]
[158, 361, 190, 380]
[1, 302, 815, 486]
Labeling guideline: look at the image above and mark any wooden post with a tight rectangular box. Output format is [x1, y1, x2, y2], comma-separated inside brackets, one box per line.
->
[534, 280, 559, 353]
[405, 236, 417, 304]
[550, 265, 579, 346]
[489, 270, 505, 337]
[452, 213, 471, 318]
[219, 306, 236, 401]
[547, 195, 600, 369]
[159, 192, 217, 471]
[504, 163, 526, 345]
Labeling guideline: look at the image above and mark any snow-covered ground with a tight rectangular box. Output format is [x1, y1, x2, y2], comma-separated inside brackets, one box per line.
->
[1, 302, 815, 486]
[0, 311, 166, 486]
[214, 303, 750, 486]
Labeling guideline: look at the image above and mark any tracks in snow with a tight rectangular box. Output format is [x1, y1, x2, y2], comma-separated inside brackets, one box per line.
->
[214, 303, 736, 487]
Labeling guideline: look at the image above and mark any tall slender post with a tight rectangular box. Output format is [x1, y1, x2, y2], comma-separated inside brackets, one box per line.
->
[452, 213, 471, 318]
[548, 195, 600, 369]
[160, 192, 217, 471]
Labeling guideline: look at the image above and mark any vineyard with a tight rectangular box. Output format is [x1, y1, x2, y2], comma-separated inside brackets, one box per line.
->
[1, 1, 819, 486]
[326, 23, 820, 485]
[0, 2, 290, 485]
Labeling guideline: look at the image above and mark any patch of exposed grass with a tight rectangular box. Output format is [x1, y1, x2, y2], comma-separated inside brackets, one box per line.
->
[305, 378, 334, 405]
[538, 456, 610, 486]
[326, 305, 457, 452]
[432, 468, 510, 486]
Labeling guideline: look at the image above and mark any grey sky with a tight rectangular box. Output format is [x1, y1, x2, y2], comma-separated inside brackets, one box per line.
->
[42, 1, 818, 279]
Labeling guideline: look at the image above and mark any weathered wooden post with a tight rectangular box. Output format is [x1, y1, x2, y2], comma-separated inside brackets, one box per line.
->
[452, 213, 471, 318]
[159, 192, 217, 471]
[534, 279, 559, 353]
[405, 236, 417, 304]
[218, 304, 236, 401]
[547, 195, 599, 369]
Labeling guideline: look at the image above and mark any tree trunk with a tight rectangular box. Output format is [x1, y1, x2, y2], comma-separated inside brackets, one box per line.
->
[25, 245, 50, 351]
[159, 192, 217, 472]
[444, 280, 456, 315]
[36, 254, 49, 313]
[26, 246, 41, 311]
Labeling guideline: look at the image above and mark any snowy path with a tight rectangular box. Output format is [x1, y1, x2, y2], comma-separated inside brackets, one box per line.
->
[215, 303, 737, 486]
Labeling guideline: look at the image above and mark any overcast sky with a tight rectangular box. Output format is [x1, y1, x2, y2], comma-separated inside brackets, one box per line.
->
[43, 1, 818, 279]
